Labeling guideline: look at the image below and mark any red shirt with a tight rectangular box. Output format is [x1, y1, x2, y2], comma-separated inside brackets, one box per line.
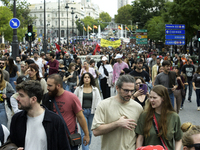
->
[47, 59, 59, 75]
[54, 91, 82, 134]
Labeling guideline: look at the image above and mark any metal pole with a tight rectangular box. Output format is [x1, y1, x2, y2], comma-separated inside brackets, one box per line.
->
[65, 4, 69, 46]
[43, 0, 47, 54]
[12, 0, 19, 59]
[71, 8, 74, 44]
[58, 0, 60, 45]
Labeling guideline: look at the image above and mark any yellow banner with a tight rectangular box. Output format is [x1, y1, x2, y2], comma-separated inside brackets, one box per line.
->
[136, 35, 147, 39]
[100, 39, 121, 48]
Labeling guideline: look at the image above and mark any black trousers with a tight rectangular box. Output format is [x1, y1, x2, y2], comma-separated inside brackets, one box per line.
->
[100, 77, 110, 99]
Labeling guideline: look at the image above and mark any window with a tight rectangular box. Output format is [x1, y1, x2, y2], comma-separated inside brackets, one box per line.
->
[40, 30, 42, 34]
[48, 21, 50, 24]
[61, 30, 64, 37]
[55, 13, 57, 17]
[40, 21, 42, 26]
[62, 21, 64, 26]
[48, 14, 50, 17]
[62, 13, 64, 17]
[40, 6, 42, 9]
[55, 21, 57, 26]
[40, 14, 42, 17]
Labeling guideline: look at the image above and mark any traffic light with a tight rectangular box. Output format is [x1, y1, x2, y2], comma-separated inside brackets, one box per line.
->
[28, 25, 32, 37]
[25, 34, 28, 41]
[32, 32, 35, 41]
[197, 30, 200, 42]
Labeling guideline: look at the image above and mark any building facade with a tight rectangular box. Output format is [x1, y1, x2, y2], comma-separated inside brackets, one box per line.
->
[118, 0, 128, 10]
[29, 0, 100, 39]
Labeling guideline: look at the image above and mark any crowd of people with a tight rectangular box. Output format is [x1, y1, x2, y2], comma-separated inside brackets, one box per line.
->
[0, 43, 199, 150]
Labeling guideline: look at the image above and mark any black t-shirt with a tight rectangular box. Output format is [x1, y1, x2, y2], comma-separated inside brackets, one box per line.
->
[65, 71, 78, 83]
[135, 95, 148, 107]
[130, 70, 150, 82]
[6, 65, 18, 78]
[75, 63, 81, 75]
[58, 66, 68, 78]
[64, 58, 72, 68]
[182, 64, 195, 81]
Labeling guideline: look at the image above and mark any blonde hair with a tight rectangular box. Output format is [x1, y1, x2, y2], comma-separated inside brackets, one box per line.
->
[181, 122, 194, 132]
[182, 125, 200, 146]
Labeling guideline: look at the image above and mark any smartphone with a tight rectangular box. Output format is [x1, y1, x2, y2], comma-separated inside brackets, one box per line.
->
[139, 84, 148, 95]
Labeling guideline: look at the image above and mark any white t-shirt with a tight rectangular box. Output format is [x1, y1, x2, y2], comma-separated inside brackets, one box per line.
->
[0, 125, 10, 146]
[25, 111, 47, 150]
[31, 58, 44, 77]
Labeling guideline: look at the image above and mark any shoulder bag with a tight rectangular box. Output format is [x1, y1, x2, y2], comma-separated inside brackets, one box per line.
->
[152, 114, 168, 150]
[0, 138, 18, 150]
[53, 99, 81, 147]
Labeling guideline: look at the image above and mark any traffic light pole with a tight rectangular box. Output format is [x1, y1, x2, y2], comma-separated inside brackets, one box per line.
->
[199, 41, 200, 66]
[12, 0, 19, 60]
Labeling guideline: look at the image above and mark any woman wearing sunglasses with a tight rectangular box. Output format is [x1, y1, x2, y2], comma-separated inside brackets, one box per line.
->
[182, 123, 200, 150]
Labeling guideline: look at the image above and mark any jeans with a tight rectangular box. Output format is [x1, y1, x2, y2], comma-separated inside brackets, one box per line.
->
[10, 76, 17, 91]
[181, 85, 187, 107]
[65, 84, 75, 93]
[80, 108, 94, 150]
[169, 92, 174, 108]
[195, 89, 200, 107]
[0, 103, 8, 127]
[188, 81, 193, 100]
[70, 146, 78, 150]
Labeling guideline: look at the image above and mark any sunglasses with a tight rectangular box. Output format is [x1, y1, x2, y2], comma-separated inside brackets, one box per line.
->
[187, 143, 200, 150]
[0, 63, 4, 65]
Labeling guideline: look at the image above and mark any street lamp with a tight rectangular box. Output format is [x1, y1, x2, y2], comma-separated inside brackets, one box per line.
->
[75, 15, 78, 44]
[43, 0, 47, 54]
[71, 7, 75, 44]
[47, 23, 50, 43]
[65, 3, 69, 46]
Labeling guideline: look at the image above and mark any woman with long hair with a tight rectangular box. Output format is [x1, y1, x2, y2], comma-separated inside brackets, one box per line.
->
[136, 85, 182, 150]
[0, 69, 15, 128]
[5, 57, 20, 90]
[132, 76, 148, 108]
[173, 66, 185, 113]
[63, 62, 79, 93]
[74, 73, 101, 150]
[27, 63, 47, 94]
[75, 57, 82, 76]
[192, 66, 200, 111]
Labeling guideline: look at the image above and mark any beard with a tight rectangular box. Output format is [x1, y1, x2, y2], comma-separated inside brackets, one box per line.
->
[18, 102, 32, 111]
[0, 65, 3, 69]
[34, 56, 38, 60]
[118, 91, 131, 102]
[48, 87, 59, 97]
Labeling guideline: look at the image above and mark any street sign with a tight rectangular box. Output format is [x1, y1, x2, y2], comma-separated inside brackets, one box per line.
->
[137, 41, 148, 44]
[165, 35, 185, 40]
[136, 35, 147, 39]
[136, 29, 147, 33]
[136, 39, 148, 42]
[165, 24, 185, 29]
[130, 36, 136, 39]
[9, 18, 20, 29]
[165, 40, 185, 45]
[165, 30, 185, 34]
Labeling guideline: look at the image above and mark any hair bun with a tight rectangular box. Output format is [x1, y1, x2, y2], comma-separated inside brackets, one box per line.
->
[181, 122, 193, 132]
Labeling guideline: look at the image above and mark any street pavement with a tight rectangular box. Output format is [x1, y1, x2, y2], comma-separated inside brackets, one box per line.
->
[78, 87, 200, 150]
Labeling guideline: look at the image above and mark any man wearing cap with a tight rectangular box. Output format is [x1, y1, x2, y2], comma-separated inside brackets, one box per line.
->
[99, 56, 113, 99]
[112, 54, 128, 88]
[31, 51, 44, 77]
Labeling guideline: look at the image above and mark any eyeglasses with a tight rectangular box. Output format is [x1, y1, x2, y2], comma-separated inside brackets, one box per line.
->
[0, 63, 4, 65]
[121, 88, 134, 94]
[187, 143, 200, 150]
[136, 82, 142, 85]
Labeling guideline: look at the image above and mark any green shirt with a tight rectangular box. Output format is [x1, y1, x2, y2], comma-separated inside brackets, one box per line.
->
[135, 112, 183, 150]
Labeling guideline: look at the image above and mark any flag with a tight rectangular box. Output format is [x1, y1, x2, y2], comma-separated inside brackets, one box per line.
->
[92, 44, 100, 55]
[126, 27, 130, 31]
[84, 26, 86, 31]
[118, 25, 122, 30]
[73, 46, 76, 54]
[55, 43, 61, 52]
[93, 25, 98, 29]
[88, 26, 92, 30]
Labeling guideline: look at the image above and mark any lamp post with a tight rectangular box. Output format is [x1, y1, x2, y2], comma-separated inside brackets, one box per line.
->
[65, 3, 69, 46]
[12, 0, 19, 59]
[75, 14, 78, 44]
[47, 23, 50, 43]
[71, 7, 75, 44]
[58, 0, 61, 45]
[43, 0, 47, 54]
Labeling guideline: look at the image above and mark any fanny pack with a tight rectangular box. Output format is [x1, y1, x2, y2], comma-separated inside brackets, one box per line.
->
[53, 99, 81, 147]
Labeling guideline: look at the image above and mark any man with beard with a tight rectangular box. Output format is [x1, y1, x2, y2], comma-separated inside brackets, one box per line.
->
[130, 58, 150, 83]
[42, 74, 90, 150]
[63, 53, 72, 69]
[46, 52, 59, 75]
[31, 51, 44, 77]
[92, 75, 143, 150]
[154, 60, 177, 108]
[0, 58, 9, 82]
[10, 80, 71, 150]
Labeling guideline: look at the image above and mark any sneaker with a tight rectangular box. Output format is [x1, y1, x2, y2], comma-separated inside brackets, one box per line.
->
[197, 107, 200, 111]
[188, 98, 192, 102]
[180, 107, 183, 110]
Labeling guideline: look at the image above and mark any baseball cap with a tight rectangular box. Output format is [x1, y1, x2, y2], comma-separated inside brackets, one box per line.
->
[102, 56, 108, 61]
[114, 54, 122, 59]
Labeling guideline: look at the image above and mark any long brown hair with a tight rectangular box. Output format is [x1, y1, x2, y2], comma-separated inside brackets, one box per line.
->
[7, 57, 16, 74]
[29, 63, 41, 81]
[0, 70, 6, 90]
[68, 62, 76, 72]
[143, 85, 175, 139]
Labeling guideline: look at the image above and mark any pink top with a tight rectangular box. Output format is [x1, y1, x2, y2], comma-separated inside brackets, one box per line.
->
[80, 67, 97, 79]
[53, 91, 82, 134]
[112, 61, 128, 83]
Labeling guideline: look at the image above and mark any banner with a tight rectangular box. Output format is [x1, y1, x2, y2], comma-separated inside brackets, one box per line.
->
[78, 55, 103, 64]
[100, 39, 121, 48]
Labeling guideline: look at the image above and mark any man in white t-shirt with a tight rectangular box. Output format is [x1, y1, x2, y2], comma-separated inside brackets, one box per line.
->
[31, 51, 44, 77]
[10, 80, 70, 150]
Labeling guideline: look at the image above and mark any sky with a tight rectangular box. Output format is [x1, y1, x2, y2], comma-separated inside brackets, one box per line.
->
[25, 0, 132, 18]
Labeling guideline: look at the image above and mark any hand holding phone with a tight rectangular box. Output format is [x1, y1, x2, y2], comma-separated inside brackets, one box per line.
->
[139, 84, 148, 95]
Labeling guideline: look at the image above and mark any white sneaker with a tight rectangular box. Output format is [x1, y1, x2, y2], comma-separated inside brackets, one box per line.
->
[197, 107, 200, 111]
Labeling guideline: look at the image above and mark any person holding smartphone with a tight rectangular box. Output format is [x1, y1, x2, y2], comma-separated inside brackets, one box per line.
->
[132, 76, 148, 108]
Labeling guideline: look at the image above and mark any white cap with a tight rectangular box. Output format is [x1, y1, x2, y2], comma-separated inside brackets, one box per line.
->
[114, 54, 122, 59]
[102, 56, 108, 61]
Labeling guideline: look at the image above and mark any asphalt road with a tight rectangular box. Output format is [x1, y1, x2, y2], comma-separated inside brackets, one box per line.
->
[78, 87, 200, 150]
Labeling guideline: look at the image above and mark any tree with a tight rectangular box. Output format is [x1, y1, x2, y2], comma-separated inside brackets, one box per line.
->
[115, 4, 132, 25]
[99, 12, 111, 23]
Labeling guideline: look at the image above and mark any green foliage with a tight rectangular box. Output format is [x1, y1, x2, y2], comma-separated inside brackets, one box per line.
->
[99, 12, 111, 23]
[115, 4, 132, 25]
